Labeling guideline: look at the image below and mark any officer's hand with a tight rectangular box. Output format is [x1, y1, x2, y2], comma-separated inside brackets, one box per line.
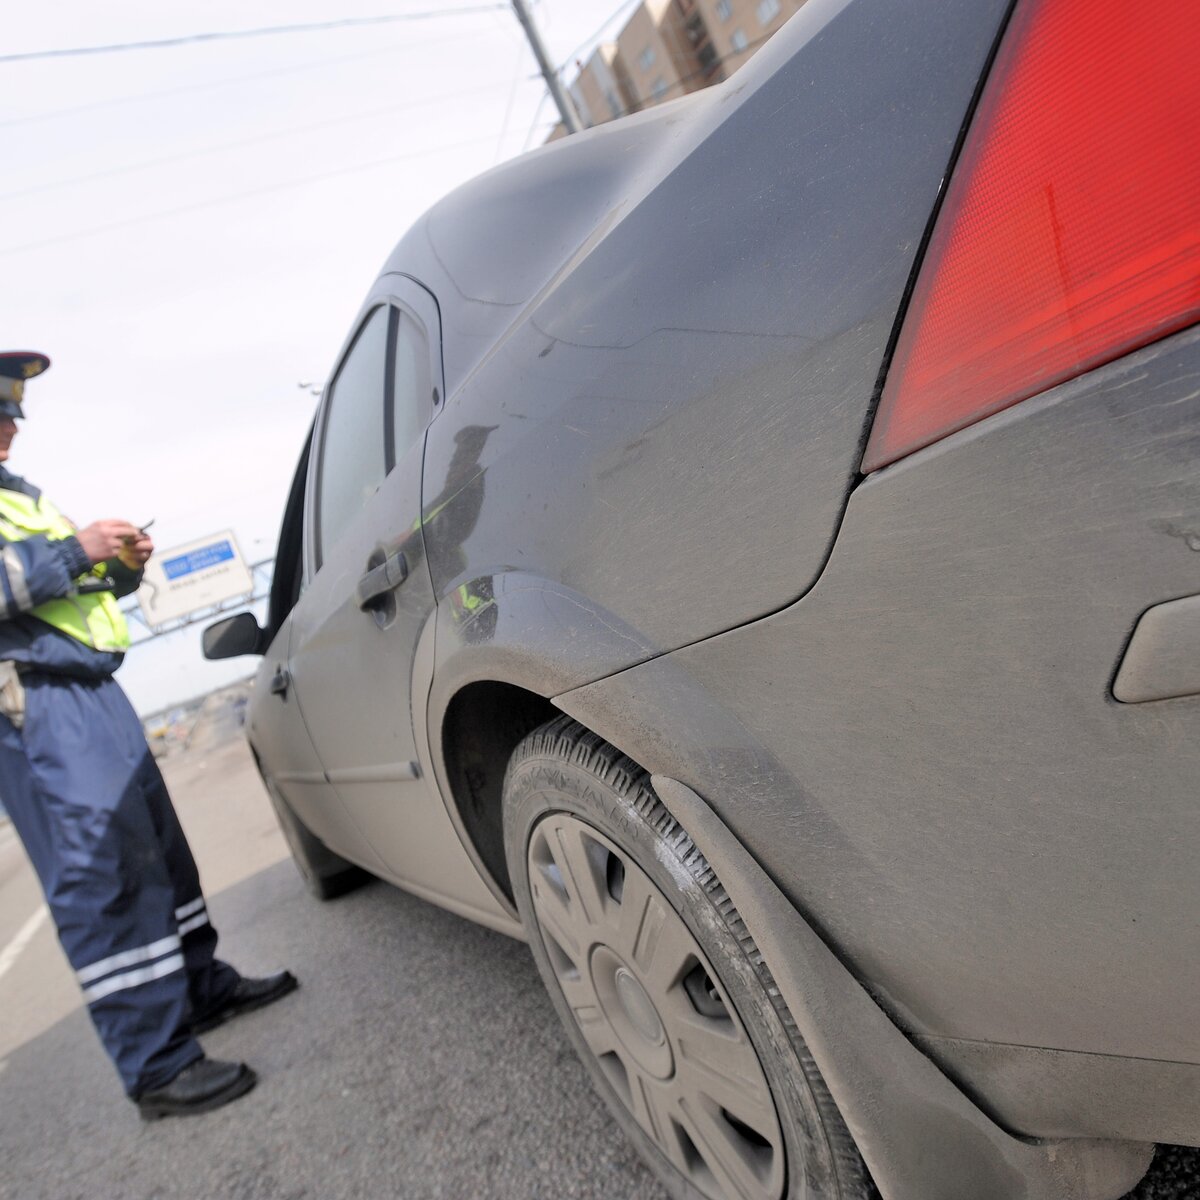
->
[76, 520, 141, 565]
[117, 532, 154, 570]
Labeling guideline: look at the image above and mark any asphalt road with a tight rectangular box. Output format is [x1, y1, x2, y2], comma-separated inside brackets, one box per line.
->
[0, 730, 1194, 1200]
[0, 735, 665, 1200]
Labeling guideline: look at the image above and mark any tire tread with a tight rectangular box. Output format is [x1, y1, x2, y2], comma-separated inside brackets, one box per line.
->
[506, 715, 876, 1200]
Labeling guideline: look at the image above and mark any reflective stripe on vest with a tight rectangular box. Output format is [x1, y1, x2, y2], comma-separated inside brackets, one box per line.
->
[0, 489, 130, 652]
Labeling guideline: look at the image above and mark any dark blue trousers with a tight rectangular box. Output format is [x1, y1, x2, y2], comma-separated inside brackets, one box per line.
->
[0, 672, 240, 1097]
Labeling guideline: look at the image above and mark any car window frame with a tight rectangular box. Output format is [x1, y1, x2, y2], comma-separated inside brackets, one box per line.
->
[311, 303, 391, 571]
[304, 275, 445, 583]
[386, 299, 436, 471]
[265, 421, 312, 638]
[384, 272, 445, 423]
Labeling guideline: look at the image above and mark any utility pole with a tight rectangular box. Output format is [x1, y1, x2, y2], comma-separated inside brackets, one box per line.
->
[511, 0, 582, 135]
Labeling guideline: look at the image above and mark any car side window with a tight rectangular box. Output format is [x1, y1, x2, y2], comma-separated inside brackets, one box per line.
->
[316, 305, 389, 564]
[267, 425, 311, 634]
[391, 310, 432, 465]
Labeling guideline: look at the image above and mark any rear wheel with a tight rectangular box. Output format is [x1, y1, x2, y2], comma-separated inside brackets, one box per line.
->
[503, 716, 873, 1200]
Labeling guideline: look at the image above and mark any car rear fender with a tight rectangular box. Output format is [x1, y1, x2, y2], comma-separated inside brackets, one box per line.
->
[421, 570, 664, 915]
[650, 774, 1153, 1200]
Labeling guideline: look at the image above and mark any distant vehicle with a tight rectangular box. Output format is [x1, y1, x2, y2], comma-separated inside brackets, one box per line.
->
[205, 1, 1199, 1196]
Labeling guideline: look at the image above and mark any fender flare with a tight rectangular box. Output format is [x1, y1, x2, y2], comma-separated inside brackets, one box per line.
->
[416, 571, 660, 915]
[650, 774, 1153, 1200]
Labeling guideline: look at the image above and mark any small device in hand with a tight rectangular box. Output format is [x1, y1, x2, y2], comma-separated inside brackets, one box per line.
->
[77, 576, 115, 594]
[123, 518, 154, 544]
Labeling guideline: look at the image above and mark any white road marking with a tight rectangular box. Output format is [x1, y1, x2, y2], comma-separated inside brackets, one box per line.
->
[0, 904, 49, 985]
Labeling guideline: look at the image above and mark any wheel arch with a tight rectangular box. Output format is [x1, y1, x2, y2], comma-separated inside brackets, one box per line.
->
[438, 679, 557, 905]
[419, 571, 663, 914]
[428, 624, 1154, 1198]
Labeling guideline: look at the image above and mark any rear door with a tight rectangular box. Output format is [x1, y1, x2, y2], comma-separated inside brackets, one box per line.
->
[286, 277, 491, 899]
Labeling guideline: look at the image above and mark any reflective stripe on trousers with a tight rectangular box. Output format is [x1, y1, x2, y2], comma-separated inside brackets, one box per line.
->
[0, 673, 237, 1096]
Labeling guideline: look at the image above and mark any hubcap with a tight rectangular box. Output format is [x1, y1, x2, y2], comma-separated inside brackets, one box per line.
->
[592, 947, 674, 1078]
[528, 813, 785, 1200]
[615, 967, 665, 1045]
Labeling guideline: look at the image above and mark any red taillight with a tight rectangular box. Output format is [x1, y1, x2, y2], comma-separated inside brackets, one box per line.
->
[863, 0, 1200, 473]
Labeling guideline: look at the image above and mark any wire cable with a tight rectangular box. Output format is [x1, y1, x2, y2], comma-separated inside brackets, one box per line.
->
[0, 79, 519, 202]
[522, 92, 552, 152]
[0, 7, 508, 65]
[0, 130, 555, 258]
[556, 0, 643, 70]
[0, 29, 492, 129]
[493, 40, 530, 163]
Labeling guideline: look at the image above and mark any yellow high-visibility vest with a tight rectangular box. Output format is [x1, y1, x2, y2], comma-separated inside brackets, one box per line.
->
[0, 489, 130, 652]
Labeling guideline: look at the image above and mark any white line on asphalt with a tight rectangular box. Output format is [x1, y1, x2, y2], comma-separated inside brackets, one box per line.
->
[0, 904, 49, 985]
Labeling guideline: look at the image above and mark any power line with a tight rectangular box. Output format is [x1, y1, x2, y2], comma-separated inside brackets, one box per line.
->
[0, 30, 489, 129]
[511, 0, 581, 134]
[557, 0, 643, 71]
[0, 7, 508, 65]
[522, 92, 552, 152]
[0, 132, 553, 258]
[493, 41, 529, 163]
[0, 79, 521, 203]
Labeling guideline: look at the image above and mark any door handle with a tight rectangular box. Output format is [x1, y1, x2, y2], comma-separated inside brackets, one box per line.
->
[356, 550, 408, 612]
[269, 666, 290, 699]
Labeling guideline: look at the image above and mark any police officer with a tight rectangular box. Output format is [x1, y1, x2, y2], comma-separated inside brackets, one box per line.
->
[0, 351, 297, 1118]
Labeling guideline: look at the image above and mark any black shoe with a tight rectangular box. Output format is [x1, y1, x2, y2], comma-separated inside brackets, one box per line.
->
[191, 970, 299, 1033]
[136, 1057, 256, 1120]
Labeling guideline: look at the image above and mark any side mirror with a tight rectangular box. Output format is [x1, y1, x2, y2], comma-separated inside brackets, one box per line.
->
[202, 612, 266, 660]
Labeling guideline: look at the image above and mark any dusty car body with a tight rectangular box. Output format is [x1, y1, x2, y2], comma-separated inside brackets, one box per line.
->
[206, 0, 1200, 1195]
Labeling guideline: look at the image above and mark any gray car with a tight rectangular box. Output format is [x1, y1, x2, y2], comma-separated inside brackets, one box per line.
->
[204, 0, 1200, 1196]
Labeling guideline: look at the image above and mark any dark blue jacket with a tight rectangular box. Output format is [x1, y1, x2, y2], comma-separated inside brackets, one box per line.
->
[0, 467, 140, 679]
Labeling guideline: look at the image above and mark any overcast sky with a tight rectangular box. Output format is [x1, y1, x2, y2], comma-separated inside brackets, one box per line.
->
[0, 0, 630, 714]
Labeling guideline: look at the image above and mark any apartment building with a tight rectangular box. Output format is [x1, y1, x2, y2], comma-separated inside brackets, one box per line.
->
[695, 0, 806, 77]
[569, 43, 628, 129]
[557, 0, 806, 138]
[614, 0, 704, 111]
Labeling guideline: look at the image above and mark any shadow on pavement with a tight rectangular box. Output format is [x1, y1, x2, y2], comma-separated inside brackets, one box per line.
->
[0, 858, 664, 1200]
[1, 855, 1193, 1200]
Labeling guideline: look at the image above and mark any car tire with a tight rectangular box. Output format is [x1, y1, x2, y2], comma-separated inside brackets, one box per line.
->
[503, 715, 874, 1200]
[262, 773, 371, 901]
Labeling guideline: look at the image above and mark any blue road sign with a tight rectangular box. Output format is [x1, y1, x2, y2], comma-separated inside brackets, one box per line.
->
[162, 539, 235, 581]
